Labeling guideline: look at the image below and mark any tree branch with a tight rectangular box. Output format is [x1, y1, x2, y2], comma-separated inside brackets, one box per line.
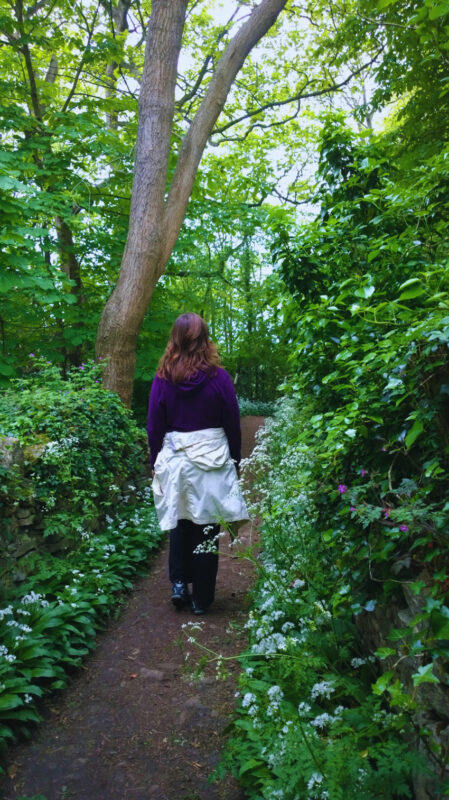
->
[163, 0, 289, 268]
[61, 1, 101, 114]
[356, 12, 418, 30]
[15, 0, 42, 119]
[175, 6, 239, 110]
[272, 186, 312, 206]
[25, 0, 51, 18]
[103, 0, 133, 128]
[211, 51, 383, 140]
[44, 54, 58, 83]
[212, 97, 302, 143]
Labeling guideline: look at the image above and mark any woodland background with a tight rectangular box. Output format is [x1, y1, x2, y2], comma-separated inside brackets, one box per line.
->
[1, 0, 449, 797]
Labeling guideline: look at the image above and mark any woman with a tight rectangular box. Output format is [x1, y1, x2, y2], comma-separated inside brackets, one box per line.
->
[147, 313, 248, 615]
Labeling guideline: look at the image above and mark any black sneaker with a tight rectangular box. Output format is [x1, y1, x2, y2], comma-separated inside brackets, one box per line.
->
[171, 581, 189, 608]
[190, 599, 207, 615]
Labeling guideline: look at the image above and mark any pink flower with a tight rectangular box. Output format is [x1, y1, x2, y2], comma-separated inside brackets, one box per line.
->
[383, 509, 390, 519]
[29, 353, 35, 357]
[360, 468, 367, 477]
[338, 484, 348, 494]
[350, 506, 355, 512]
[399, 524, 409, 532]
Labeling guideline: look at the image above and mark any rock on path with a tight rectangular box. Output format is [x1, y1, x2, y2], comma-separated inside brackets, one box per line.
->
[0, 417, 264, 800]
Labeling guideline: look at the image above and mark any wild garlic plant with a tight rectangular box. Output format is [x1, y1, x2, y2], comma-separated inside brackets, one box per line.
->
[0, 486, 162, 752]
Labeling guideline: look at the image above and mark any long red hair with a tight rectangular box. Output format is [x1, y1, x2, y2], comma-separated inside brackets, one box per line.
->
[157, 313, 220, 384]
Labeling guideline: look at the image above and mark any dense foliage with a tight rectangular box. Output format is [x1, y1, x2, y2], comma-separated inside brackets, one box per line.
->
[0, 360, 163, 756]
[0, 0, 376, 404]
[0, 359, 145, 560]
[220, 0, 449, 794]
[222, 369, 448, 796]
[237, 398, 277, 417]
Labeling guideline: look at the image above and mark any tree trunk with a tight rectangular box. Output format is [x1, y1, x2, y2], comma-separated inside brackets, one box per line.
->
[96, 0, 288, 406]
[55, 216, 84, 367]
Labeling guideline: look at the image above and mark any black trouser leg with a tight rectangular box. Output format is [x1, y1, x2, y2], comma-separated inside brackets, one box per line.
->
[169, 520, 191, 583]
[189, 521, 219, 609]
[169, 519, 219, 608]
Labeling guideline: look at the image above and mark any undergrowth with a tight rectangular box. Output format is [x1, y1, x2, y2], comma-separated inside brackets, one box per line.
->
[218, 391, 448, 799]
[0, 486, 162, 760]
[0, 359, 163, 761]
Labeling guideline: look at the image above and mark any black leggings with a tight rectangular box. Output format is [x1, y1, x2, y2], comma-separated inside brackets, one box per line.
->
[169, 519, 220, 608]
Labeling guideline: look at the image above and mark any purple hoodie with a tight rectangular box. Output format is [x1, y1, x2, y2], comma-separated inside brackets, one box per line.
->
[146, 367, 241, 469]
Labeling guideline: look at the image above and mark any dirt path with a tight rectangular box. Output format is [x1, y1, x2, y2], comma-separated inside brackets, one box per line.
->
[0, 417, 265, 800]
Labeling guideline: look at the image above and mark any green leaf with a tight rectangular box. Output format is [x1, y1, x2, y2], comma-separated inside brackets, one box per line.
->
[398, 286, 425, 300]
[372, 670, 394, 695]
[398, 278, 421, 291]
[0, 362, 16, 376]
[354, 285, 375, 299]
[428, 2, 449, 19]
[412, 663, 439, 686]
[405, 420, 424, 449]
[0, 693, 23, 710]
[376, 647, 396, 658]
[239, 758, 264, 777]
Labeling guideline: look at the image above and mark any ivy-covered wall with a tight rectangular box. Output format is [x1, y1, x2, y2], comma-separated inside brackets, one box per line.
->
[0, 359, 150, 595]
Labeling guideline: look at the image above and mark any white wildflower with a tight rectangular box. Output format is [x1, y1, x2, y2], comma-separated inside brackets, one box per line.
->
[310, 681, 335, 700]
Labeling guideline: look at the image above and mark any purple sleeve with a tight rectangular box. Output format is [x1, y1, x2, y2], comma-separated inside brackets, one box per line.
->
[220, 371, 242, 467]
[146, 375, 166, 469]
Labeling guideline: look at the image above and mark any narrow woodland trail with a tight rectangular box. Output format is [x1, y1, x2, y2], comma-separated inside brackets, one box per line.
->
[0, 417, 265, 800]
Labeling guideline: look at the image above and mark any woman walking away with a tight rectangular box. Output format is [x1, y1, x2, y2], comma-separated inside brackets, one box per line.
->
[147, 313, 248, 615]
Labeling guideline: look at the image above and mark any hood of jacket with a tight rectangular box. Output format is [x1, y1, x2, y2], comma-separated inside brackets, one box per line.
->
[174, 369, 212, 393]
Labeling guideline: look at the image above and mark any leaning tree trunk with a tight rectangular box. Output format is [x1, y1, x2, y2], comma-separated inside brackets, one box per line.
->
[96, 0, 288, 406]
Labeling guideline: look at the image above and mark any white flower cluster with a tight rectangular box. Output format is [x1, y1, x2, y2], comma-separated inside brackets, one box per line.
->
[234, 399, 351, 800]
[102, 543, 116, 557]
[193, 530, 226, 555]
[0, 644, 16, 663]
[265, 789, 285, 800]
[0, 606, 13, 620]
[44, 436, 79, 457]
[242, 692, 257, 708]
[310, 712, 333, 730]
[266, 684, 284, 718]
[310, 681, 335, 700]
[307, 772, 330, 799]
[21, 591, 49, 608]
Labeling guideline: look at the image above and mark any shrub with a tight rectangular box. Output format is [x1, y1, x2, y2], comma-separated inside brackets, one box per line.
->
[238, 397, 277, 417]
[0, 358, 146, 555]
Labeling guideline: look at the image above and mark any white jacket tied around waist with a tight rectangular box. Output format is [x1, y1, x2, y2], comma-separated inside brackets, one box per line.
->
[152, 427, 249, 531]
